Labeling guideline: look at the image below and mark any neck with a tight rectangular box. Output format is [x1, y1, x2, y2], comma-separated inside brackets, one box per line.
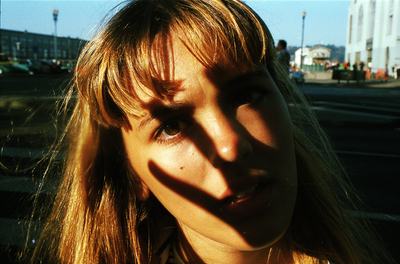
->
[176, 228, 285, 264]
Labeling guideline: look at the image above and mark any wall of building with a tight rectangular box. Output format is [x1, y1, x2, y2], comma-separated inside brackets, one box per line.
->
[295, 48, 309, 67]
[0, 29, 86, 65]
[345, 0, 400, 76]
[295, 46, 331, 67]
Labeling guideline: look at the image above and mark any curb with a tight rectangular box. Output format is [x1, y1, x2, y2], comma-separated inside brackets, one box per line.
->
[303, 79, 400, 89]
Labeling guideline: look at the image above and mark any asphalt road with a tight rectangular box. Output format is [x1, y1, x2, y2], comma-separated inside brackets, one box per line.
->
[299, 85, 400, 206]
[1, 74, 399, 263]
[300, 83, 400, 263]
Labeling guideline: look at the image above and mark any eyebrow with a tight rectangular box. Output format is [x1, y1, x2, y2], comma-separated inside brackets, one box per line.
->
[137, 68, 270, 131]
[138, 102, 189, 131]
[224, 68, 271, 89]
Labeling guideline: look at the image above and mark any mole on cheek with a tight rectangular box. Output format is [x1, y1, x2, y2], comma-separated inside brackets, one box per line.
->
[180, 166, 184, 170]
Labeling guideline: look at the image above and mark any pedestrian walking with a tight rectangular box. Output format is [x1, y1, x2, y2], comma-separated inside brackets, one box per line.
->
[384, 65, 389, 81]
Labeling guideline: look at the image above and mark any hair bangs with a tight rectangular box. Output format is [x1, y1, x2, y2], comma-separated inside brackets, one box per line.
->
[74, 0, 273, 129]
[169, 0, 271, 72]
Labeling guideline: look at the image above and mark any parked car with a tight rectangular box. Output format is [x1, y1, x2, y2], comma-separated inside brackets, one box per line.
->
[0, 64, 20, 75]
[1, 58, 28, 75]
[289, 69, 305, 84]
[41, 60, 62, 74]
[61, 64, 75, 74]
[39, 61, 55, 74]
[0, 53, 13, 75]
[11, 59, 44, 75]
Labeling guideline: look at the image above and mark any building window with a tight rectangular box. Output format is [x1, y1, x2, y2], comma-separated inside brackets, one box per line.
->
[385, 47, 389, 65]
[349, 15, 353, 44]
[387, 15, 393, 35]
[357, 5, 363, 42]
[355, 52, 361, 64]
[369, 0, 375, 39]
[3, 46, 10, 54]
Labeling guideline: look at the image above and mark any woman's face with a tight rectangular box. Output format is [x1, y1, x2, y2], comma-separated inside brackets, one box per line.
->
[121, 37, 297, 252]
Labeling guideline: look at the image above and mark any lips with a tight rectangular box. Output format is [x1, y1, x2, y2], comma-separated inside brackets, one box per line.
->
[224, 183, 259, 205]
[220, 180, 273, 217]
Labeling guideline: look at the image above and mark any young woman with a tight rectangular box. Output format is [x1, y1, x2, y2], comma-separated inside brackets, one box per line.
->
[29, 0, 394, 263]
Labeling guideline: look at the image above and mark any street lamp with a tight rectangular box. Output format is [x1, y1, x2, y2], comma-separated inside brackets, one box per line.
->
[300, 11, 306, 72]
[52, 8, 59, 61]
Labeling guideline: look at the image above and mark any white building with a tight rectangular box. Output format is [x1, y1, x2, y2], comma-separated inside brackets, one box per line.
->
[345, 0, 400, 76]
[295, 46, 331, 67]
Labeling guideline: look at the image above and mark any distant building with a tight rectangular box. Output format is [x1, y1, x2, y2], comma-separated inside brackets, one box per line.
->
[295, 46, 331, 67]
[0, 29, 86, 64]
[345, 0, 400, 75]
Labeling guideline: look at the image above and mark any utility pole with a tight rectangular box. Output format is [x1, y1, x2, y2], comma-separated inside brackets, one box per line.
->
[300, 11, 306, 71]
[52, 8, 59, 61]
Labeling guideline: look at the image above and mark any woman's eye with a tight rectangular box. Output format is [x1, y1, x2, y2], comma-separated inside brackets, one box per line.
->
[163, 120, 181, 136]
[155, 119, 189, 144]
[233, 89, 264, 106]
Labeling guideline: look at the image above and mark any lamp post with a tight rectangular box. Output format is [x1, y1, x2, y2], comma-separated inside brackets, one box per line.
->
[52, 8, 59, 61]
[300, 11, 306, 72]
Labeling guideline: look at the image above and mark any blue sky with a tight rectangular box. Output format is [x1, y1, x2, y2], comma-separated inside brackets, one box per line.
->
[1, 0, 350, 47]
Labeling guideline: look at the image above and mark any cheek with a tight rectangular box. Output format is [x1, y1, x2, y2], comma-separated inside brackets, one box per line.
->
[131, 142, 208, 197]
[238, 103, 292, 149]
[155, 144, 208, 184]
[122, 127, 210, 204]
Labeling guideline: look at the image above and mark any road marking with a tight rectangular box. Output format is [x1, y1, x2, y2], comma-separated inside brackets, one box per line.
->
[335, 150, 400, 159]
[0, 175, 58, 194]
[312, 101, 400, 113]
[0, 217, 43, 247]
[0, 147, 64, 159]
[347, 210, 400, 222]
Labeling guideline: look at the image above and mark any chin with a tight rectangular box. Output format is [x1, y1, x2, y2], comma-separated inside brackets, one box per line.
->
[213, 219, 289, 252]
[237, 230, 286, 251]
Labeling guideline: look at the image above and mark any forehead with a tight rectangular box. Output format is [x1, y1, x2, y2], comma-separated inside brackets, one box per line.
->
[156, 34, 203, 83]
[152, 33, 245, 79]
[137, 33, 251, 106]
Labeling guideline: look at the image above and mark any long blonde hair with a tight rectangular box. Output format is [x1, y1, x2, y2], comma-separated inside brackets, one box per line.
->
[29, 0, 393, 263]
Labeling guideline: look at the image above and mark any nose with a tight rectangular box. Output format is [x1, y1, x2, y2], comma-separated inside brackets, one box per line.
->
[205, 110, 253, 167]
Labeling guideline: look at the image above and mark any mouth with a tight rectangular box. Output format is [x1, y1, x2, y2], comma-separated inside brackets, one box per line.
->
[224, 183, 260, 205]
[220, 181, 273, 217]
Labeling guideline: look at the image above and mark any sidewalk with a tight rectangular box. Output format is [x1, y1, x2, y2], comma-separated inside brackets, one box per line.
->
[303, 71, 400, 89]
